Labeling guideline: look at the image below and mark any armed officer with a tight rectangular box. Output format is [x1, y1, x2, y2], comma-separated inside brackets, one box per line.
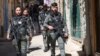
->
[38, 4, 50, 52]
[22, 8, 33, 53]
[7, 6, 32, 56]
[44, 3, 68, 56]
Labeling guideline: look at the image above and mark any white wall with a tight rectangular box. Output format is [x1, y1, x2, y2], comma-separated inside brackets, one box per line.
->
[65, 0, 71, 37]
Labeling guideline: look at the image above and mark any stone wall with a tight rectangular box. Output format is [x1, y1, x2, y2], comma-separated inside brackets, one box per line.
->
[0, 0, 3, 37]
[65, 0, 71, 37]
[79, 0, 86, 40]
[0, 0, 3, 26]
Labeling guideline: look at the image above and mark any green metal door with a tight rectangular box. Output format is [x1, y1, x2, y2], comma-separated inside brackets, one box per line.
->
[70, 0, 81, 39]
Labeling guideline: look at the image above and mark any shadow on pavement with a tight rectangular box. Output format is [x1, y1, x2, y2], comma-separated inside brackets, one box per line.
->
[0, 41, 17, 56]
[28, 47, 41, 53]
[57, 53, 72, 56]
[77, 51, 86, 56]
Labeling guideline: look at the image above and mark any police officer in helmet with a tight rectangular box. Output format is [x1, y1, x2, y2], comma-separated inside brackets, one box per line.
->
[7, 6, 32, 56]
[22, 8, 33, 53]
[39, 4, 50, 52]
[44, 3, 68, 56]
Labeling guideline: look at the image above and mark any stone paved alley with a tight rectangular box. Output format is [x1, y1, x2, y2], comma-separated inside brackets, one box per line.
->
[27, 35, 83, 56]
[0, 35, 84, 56]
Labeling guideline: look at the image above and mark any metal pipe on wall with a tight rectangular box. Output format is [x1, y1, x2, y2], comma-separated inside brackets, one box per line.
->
[3, 0, 8, 32]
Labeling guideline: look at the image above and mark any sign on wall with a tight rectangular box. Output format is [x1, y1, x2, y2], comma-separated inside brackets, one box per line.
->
[44, 0, 55, 6]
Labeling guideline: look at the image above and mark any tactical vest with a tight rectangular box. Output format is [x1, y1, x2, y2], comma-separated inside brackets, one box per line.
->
[11, 16, 29, 39]
[48, 12, 64, 33]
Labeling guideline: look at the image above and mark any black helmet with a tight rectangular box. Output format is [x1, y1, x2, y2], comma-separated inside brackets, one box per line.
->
[43, 4, 48, 8]
[51, 2, 58, 7]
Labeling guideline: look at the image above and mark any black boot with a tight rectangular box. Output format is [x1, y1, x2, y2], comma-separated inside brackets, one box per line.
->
[17, 52, 21, 56]
[44, 47, 49, 52]
[51, 49, 55, 56]
[51, 54, 55, 56]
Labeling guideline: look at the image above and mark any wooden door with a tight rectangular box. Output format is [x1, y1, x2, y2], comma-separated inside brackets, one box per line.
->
[96, 0, 100, 52]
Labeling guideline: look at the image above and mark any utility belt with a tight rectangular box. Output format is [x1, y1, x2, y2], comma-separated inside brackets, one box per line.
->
[13, 32, 28, 41]
[18, 34, 28, 41]
[48, 28, 64, 34]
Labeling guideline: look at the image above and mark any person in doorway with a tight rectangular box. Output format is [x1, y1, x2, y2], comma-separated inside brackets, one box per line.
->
[29, 3, 41, 35]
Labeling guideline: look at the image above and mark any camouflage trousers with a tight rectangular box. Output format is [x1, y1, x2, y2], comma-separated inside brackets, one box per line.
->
[42, 30, 50, 49]
[12, 35, 30, 56]
[48, 31, 65, 56]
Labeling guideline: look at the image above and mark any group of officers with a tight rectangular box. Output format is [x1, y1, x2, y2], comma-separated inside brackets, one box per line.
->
[7, 2, 68, 56]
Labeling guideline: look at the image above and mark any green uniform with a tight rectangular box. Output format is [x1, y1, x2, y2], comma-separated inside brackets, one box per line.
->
[39, 10, 50, 50]
[10, 16, 32, 56]
[44, 11, 67, 56]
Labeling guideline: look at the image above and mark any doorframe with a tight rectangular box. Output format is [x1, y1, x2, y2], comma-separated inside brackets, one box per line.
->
[70, 0, 81, 41]
[89, 0, 96, 55]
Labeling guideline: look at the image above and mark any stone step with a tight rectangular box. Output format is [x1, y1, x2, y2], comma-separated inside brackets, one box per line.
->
[0, 38, 11, 42]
